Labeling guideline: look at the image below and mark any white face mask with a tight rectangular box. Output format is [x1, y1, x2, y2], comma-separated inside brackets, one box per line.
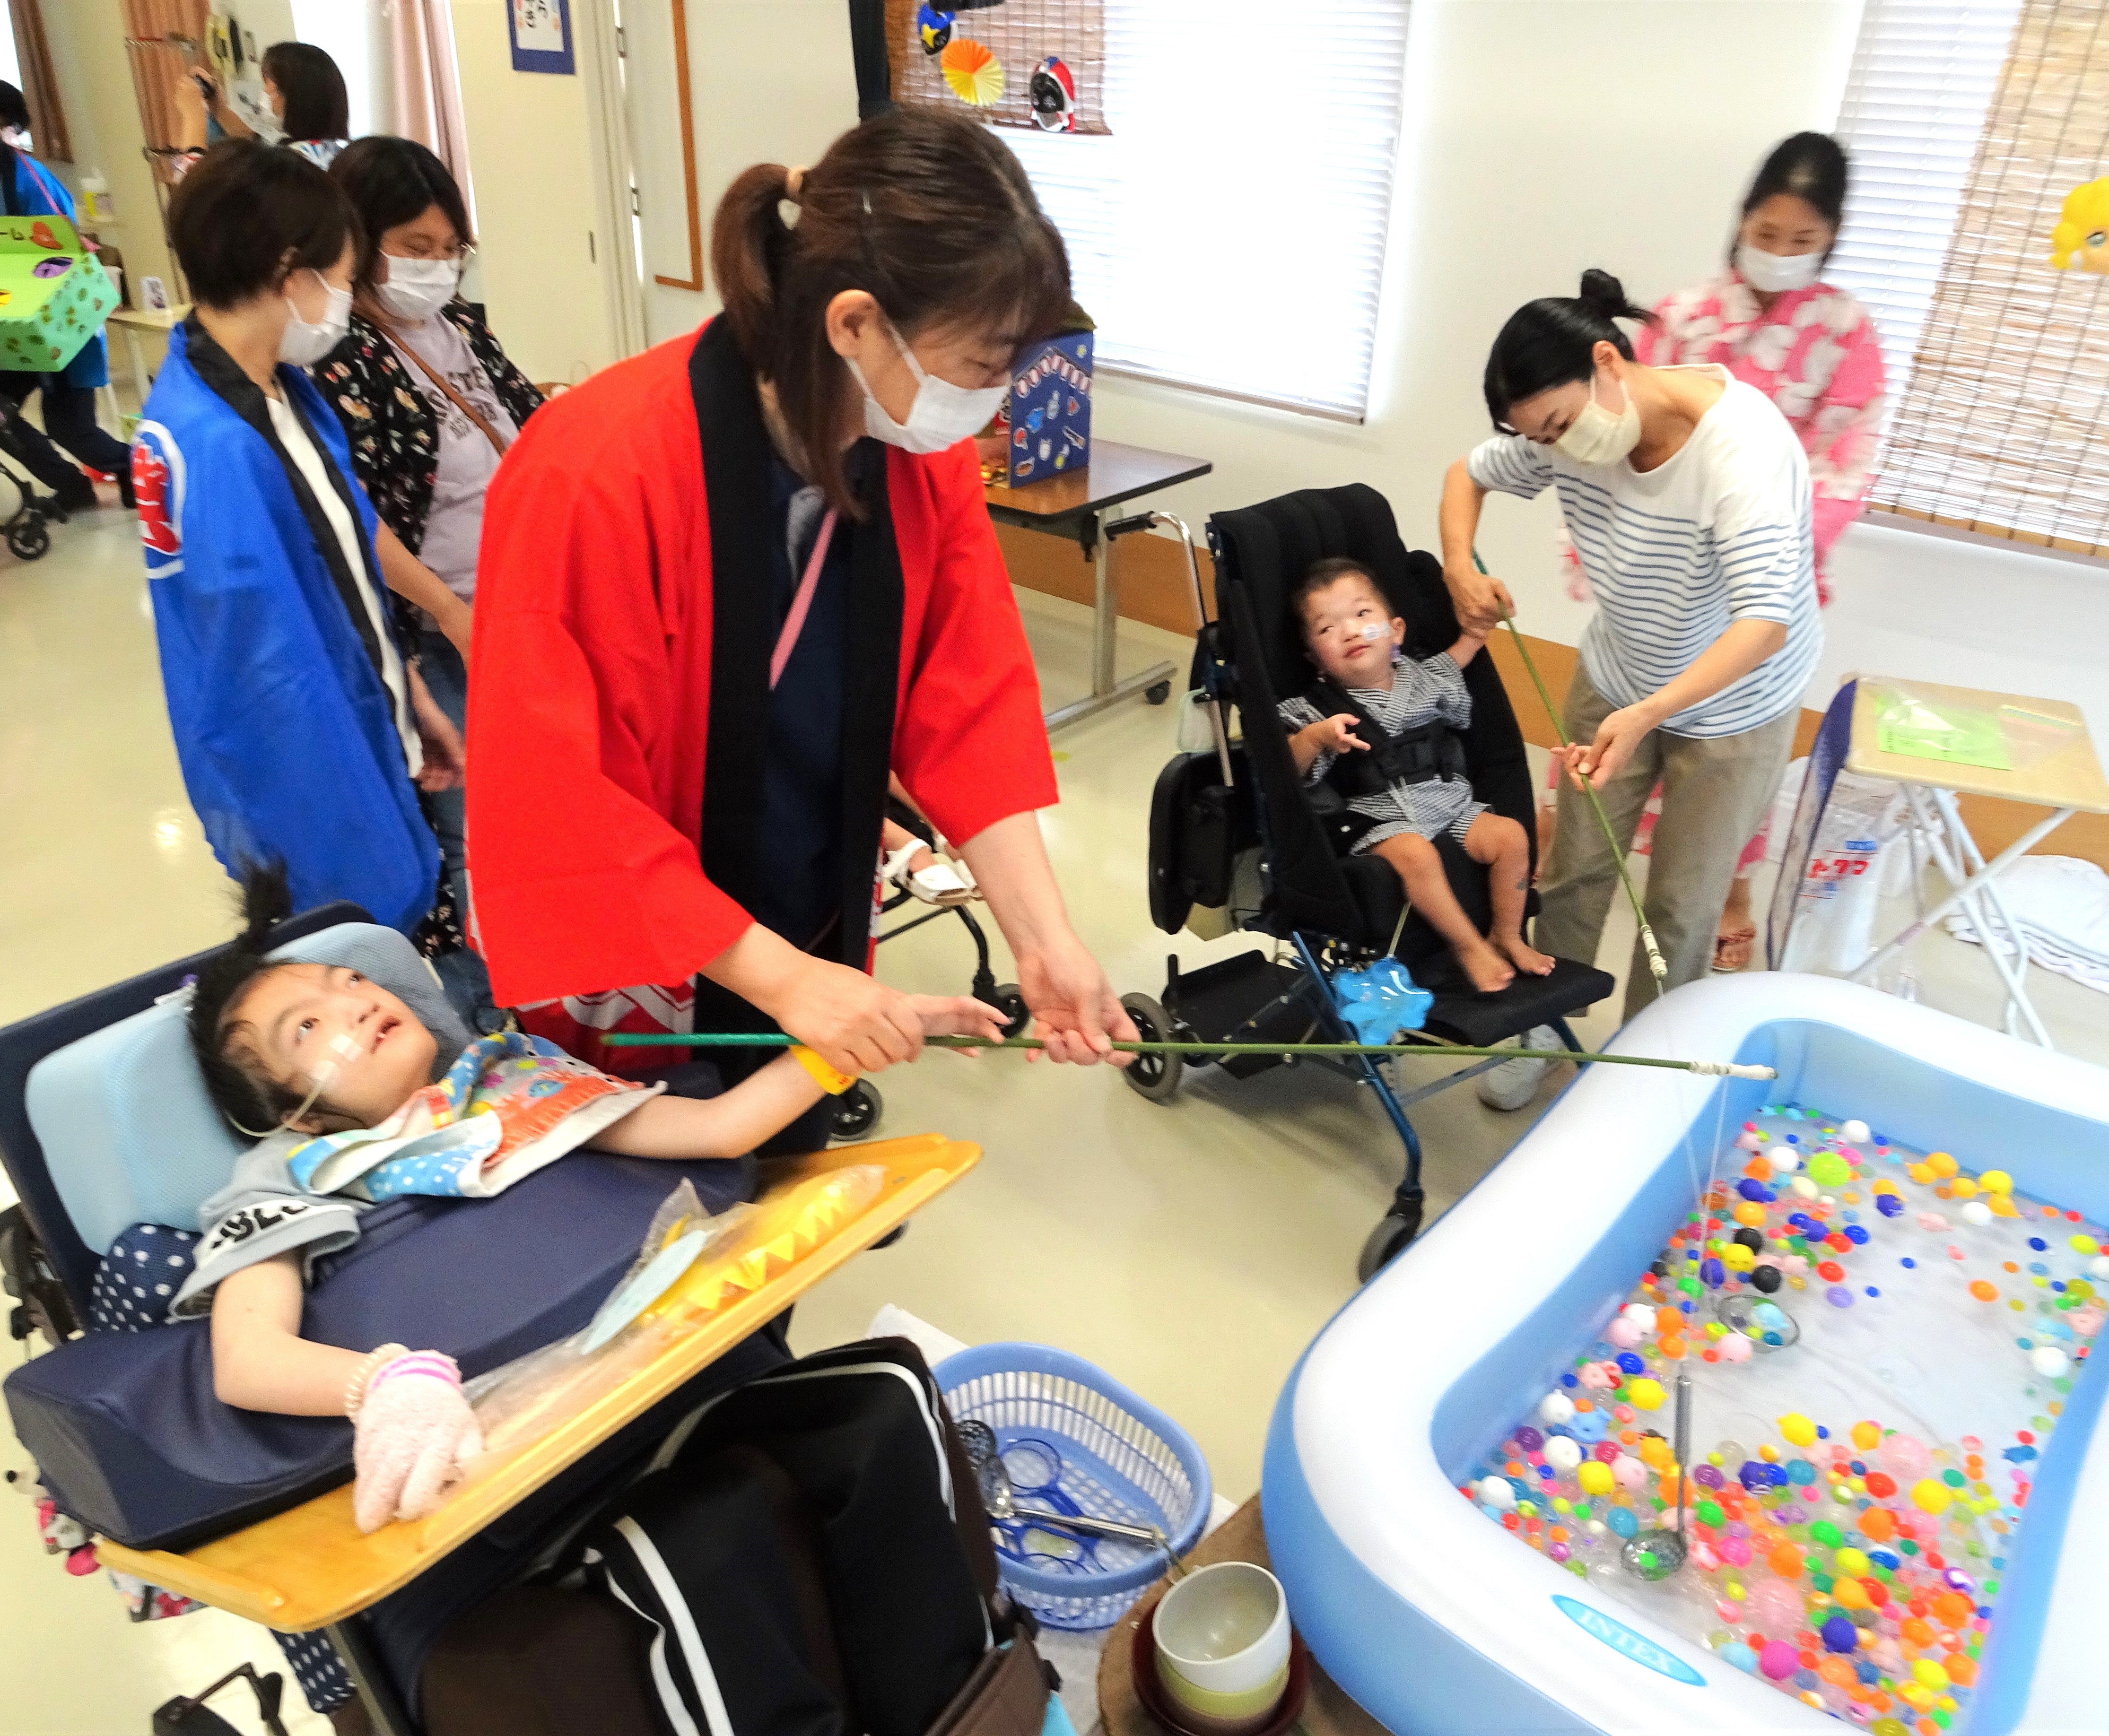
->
[1553, 369, 1641, 467]
[279, 270, 352, 366]
[847, 323, 1010, 455]
[1736, 241, 1824, 295]
[376, 253, 463, 323]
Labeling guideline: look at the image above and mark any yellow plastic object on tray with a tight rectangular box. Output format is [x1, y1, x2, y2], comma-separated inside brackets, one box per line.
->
[96, 1137, 979, 1632]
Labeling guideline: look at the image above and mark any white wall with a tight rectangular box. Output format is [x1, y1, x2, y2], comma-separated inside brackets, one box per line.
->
[636, 0, 862, 347]
[450, 0, 623, 382]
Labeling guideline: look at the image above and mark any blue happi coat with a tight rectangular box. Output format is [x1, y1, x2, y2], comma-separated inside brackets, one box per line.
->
[134, 320, 438, 932]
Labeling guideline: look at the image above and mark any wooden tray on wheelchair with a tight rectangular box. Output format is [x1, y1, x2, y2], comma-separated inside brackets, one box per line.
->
[96, 1135, 980, 1631]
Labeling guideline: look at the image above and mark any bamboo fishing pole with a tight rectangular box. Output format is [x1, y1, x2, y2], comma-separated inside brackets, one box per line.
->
[1473, 549, 1667, 987]
[602, 1031, 1775, 1079]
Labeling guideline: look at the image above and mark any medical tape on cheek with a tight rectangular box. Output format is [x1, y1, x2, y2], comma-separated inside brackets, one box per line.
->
[284, 1030, 369, 1127]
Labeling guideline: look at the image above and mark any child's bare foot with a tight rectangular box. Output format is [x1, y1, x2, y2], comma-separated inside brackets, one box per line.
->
[1456, 939, 1515, 994]
[1496, 933, 1556, 976]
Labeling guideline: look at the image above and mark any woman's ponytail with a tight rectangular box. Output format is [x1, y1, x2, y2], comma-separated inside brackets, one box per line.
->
[710, 163, 795, 368]
[1575, 268, 1650, 327]
[1482, 267, 1656, 429]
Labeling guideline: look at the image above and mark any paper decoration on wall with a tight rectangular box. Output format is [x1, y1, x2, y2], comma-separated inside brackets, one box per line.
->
[884, 0, 1109, 137]
[941, 38, 1007, 106]
[2049, 176, 2109, 273]
[1029, 56, 1076, 131]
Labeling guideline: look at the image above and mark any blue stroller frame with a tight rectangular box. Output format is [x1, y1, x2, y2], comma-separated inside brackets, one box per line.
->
[1119, 486, 1616, 1278]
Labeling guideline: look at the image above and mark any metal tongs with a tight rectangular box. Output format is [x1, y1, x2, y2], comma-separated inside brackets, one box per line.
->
[958, 1420, 1186, 1577]
[1103, 510, 1234, 789]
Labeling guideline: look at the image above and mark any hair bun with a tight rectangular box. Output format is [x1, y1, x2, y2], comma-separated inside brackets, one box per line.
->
[1576, 268, 1647, 325]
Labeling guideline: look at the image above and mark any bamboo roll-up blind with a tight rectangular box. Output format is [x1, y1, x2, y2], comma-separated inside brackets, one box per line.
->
[1873, 0, 2109, 556]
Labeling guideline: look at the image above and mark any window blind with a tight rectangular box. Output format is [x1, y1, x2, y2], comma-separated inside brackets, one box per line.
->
[1828, 2, 2026, 395]
[1832, 0, 2109, 557]
[1000, 1, 1413, 422]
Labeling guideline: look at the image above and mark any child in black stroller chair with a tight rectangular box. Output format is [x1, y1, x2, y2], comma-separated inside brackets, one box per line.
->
[1276, 556, 1553, 994]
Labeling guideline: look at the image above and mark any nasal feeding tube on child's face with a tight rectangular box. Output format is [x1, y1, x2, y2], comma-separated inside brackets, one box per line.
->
[286, 1029, 366, 1127]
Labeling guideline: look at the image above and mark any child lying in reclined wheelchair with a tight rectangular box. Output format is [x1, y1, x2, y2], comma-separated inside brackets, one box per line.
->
[1277, 556, 1554, 995]
[180, 867, 1003, 1531]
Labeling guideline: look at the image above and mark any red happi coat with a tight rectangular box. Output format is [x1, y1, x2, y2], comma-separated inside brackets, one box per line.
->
[465, 319, 1055, 1068]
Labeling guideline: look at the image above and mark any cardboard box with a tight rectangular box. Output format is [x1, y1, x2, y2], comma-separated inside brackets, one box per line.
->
[993, 323, 1093, 486]
[0, 213, 121, 373]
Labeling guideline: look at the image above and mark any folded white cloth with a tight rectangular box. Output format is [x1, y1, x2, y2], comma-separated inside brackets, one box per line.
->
[1944, 855, 2109, 995]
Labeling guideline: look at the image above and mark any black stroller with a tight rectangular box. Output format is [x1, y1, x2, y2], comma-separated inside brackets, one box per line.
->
[0, 391, 63, 562]
[1119, 484, 1614, 1277]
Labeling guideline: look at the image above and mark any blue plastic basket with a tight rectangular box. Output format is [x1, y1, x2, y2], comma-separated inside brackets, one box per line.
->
[936, 1342, 1211, 1631]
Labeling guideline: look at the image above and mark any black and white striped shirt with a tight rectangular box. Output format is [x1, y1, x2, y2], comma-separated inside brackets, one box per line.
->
[1469, 369, 1820, 738]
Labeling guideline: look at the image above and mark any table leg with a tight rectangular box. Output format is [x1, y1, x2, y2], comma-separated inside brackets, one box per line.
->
[1931, 788, 2051, 1046]
[1043, 512, 1176, 734]
[1850, 798, 2074, 1046]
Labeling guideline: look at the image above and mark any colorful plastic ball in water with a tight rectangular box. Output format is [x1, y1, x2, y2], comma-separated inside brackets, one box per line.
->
[1514, 1425, 1543, 1453]
[2031, 1345, 2071, 1379]
[1615, 1351, 1647, 1376]
[1539, 1391, 1576, 1426]
[1717, 1333, 1753, 1364]
[1850, 1420, 1881, 1452]
[1719, 1641, 1758, 1674]
[1834, 1545, 1871, 1577]
[1723, 1244, 1757, 1273]
[1877, 1194, 1905, 1218]
[1612, 1455, 1648, 1490]
[1826, 1285, 1854, 1307]
[2092, 1254, 2109, 1282]
[1746, 1579, 1803, 1632]
[1962, 1200, 1994, 1227]
[1605, 1316, 1644, 1350]
[1477, 1475, 1519, 1511]
[1910, 1478, 1953, 1515]
[1770, 1149, 1801, 1175]
[1970, 1280, 2000, 1302]
[1858, 1508, 1896, 1544]
[1700, 1257, 1726, 1287]
[1913, 1658, 1950, 1691]
[1606, 1505, 1639, 1539]
[1750, 1264, 1783, 1295]
[1577, 1462, 1614, 1497]
[1840, 1119, 1871, 1145]
[1979, 1169, 2013, 1194]
[1627, 1378, 1667, 1411]
[1779, 1412, 1819, 1448]
[1759, 1641, 1800, 1681]
[1880, 1434, 1932, 1483]
[1820, 1614, 1859, 1653]
[1544, 1435, 1583, 1473]
[1808, 1152, 1852, 1189]
[1621, 1301, 1656, 1328]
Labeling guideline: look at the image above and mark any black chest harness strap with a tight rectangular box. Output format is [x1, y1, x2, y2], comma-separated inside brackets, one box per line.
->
[1303, 674, 1467, 803]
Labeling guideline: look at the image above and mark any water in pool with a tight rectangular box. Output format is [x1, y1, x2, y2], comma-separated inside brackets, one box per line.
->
[1465, 1103, 2103, 1732]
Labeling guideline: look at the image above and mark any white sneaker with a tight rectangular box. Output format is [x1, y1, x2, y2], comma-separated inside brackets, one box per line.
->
[1477, 1024, 1561, 1111]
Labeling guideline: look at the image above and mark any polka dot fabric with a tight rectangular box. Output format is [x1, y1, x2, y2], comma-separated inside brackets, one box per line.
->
[86, 1223, 357, 1713]
[87, 1224, 199, 1333]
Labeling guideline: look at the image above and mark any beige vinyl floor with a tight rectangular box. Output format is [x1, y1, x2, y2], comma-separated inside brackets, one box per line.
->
[2, 500, 2106, 1735]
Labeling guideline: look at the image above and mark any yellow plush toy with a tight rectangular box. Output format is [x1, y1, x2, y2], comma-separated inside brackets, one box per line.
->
[2049, 176, 2109, 273]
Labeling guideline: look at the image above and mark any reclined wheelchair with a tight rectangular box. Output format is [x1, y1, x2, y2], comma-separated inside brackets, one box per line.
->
[1121, 484, 1615, 1278]
[0, 902, 982, 1732]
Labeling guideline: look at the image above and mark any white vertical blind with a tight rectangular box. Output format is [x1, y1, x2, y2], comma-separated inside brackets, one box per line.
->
[1825, 1, 2027, 398]
[1000, 1, 1412, 422]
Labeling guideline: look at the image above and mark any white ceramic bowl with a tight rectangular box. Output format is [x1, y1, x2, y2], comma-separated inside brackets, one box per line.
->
[1152, 1562, 1290, 1697]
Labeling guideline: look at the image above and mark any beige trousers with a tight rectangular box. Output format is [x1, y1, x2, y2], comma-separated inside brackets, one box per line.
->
[1535, 664, 1798, 1023]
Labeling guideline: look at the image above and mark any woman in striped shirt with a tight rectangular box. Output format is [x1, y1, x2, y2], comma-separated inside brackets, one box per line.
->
[1438, 270, 1818, 1021]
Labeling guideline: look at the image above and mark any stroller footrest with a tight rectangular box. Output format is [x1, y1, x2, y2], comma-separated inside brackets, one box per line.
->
[1418, 957, 1614, 1048]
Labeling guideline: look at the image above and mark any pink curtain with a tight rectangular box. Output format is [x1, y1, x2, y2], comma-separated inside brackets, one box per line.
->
[388, 0, 477, 231]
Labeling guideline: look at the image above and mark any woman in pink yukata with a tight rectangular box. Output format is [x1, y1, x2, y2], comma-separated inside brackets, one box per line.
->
[1546, 132, 1886, 972]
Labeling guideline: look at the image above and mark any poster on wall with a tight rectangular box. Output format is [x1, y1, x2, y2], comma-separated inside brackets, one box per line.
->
[510, 0, 577, 75]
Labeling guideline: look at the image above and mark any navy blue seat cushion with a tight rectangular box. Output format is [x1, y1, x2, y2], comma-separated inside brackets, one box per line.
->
[5, 1150, 758, 1552]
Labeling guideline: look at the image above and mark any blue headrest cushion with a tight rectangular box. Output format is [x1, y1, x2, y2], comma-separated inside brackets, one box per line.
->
[25, 924, 471, 1256]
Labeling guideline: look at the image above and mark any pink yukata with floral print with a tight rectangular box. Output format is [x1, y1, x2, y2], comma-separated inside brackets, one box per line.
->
[1551, 270, 1887, 873]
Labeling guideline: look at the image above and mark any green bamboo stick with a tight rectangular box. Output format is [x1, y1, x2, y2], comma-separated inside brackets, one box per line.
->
[601, 1030, 1774, 1079]
[1474, 550, 1667, 985]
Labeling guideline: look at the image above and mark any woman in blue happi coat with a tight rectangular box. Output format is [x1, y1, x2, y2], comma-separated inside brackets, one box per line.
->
[135, 141, 476, 1002]
[0, 81, 131, 510]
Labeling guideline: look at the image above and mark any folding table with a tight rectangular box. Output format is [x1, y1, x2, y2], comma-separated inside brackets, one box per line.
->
[1844, 676, 2109, 1048]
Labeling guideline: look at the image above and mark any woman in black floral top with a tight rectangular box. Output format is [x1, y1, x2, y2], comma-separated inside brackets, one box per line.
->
[314, 137, 544, 1027]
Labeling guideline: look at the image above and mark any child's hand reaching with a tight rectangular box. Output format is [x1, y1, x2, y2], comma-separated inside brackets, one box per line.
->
[352, 1350, 483, 1532]
[1307, 714, 1368, 755]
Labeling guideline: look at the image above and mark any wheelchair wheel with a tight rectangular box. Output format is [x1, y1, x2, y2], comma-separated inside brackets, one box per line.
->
[1145, 679, 1171, 704]
[832, 1080, 882, 1141]
[1357, 1207, 1421, 1283]
[989, 982, 1030, 1039]
[7, 514, 49, 562]
[1118, 991, 1182, 1103]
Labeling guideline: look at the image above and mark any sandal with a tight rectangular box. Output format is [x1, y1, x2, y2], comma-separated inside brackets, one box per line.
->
[1711, 923, 1757, 973]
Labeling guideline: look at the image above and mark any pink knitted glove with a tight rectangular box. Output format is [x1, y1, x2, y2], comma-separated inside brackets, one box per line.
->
[351, 1351, 483, 1533]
